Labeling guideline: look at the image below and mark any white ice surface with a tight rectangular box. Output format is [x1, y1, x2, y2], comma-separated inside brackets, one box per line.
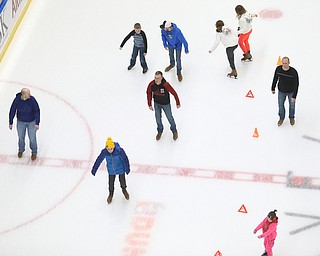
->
[0, 0, 320, 255]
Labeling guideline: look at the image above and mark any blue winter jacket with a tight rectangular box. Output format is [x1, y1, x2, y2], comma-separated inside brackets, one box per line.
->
[91, 142, 130, 176]
[9, 92, 40, 125]
[161, 23, 189, 52]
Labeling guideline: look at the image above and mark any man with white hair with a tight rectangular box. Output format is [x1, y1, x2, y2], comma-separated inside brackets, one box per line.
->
[9, 88, 40, 160]
[160, 20, 189, 82]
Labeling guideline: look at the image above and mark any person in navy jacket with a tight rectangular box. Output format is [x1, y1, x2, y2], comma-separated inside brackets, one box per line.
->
[9, 88, 40, 160]
[160, 21, 189, 82]
[91, 137, 130, 204]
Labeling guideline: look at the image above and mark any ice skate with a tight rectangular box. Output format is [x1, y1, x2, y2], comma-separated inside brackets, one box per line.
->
[165, 64, 175, 72]
[106, 192, 113, 204]
[142, 68, 148, 74]
[227, 69, 237, 79]
[260, 252, 268, 256]
[156, 132, 162, 141]
[290, 118, 295, 126]
[122, 188, 130, 200]
[241, 52, 252, 62]
[31, 153, 37, 161]
[173, 131, 178, 141]
[277, 119, 284, 126]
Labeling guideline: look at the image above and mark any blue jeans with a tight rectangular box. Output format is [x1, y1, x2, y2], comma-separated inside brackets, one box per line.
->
[130, 45, 148, 69]
[17, 120, 38, 154]
[278, 91, 295, 120]
[168, 48, 182, 75]
[154, 102, 177, 133]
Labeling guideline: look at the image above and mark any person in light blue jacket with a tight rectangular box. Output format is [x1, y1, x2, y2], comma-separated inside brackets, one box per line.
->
[91, 137, 130, 204]
[160, 21, 189, 82]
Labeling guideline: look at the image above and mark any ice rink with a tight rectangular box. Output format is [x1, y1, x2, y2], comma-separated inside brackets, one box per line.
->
[0, 0, 320, 255]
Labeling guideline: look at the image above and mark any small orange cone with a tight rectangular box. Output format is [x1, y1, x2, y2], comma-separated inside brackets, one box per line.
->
[214, 250, 222, 256]
[246, 90, 254, 98]
[253, 128, 259, 138]
[277, 56, 282, 66]
[238, 204, 248, 213]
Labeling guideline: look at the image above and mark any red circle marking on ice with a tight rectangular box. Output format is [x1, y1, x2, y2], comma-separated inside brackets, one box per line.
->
[259, 9, 283, 19]
[0, 80, 94, 236]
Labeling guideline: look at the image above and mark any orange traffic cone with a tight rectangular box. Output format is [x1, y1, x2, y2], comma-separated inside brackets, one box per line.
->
[277, 56, 282, 66]
[253, 128, 259, 138]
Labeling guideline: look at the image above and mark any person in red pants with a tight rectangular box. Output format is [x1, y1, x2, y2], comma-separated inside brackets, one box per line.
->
[235, 5, 257, 61]
[254, 210, 279, 256]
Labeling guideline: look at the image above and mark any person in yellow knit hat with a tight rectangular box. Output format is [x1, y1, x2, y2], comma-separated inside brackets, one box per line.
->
[91, 137, 130, 204]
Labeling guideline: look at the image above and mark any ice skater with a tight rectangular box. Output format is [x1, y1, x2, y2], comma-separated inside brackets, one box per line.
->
[271, 56, 299, 126]
[146, 71, 180, 141]
[160, 20, 189, 82]
[91, 137, 130, 204]
[253, 210, 278, 256]
[235, 5, 258, 61]
[120, 23, 148, 73]
[209, 20, 238, 78]
[9, 88, 40, 161]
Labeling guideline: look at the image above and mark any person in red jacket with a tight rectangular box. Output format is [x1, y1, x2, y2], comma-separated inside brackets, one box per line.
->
[146, 71, 181, 141]
[254, 210, 278, 256]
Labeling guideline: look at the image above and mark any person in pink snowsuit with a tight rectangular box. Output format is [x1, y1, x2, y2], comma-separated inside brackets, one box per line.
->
[253, 210, 278, 256]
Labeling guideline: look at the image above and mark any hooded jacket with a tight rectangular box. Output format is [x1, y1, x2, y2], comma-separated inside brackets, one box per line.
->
[146, 77, 180, 106]
[9, 92, 40, 125]
[161, 23, 189, 52]
[91, 142, 130, 176]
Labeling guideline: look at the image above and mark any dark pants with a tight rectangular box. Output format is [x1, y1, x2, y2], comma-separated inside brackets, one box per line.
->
[108, 174, 126, 194]
[226, 45, 238, 70]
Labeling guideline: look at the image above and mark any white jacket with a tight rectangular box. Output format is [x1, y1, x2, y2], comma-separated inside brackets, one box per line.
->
[209, 26, 238, 52]
[237, 12, 257, 34]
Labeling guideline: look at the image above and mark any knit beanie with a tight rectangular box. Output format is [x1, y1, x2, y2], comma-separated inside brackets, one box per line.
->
[106, 137, 115, 149]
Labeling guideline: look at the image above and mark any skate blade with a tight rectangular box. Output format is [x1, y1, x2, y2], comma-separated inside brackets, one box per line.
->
[241, 59, 253, 62]
[227, 75, 237, 79]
